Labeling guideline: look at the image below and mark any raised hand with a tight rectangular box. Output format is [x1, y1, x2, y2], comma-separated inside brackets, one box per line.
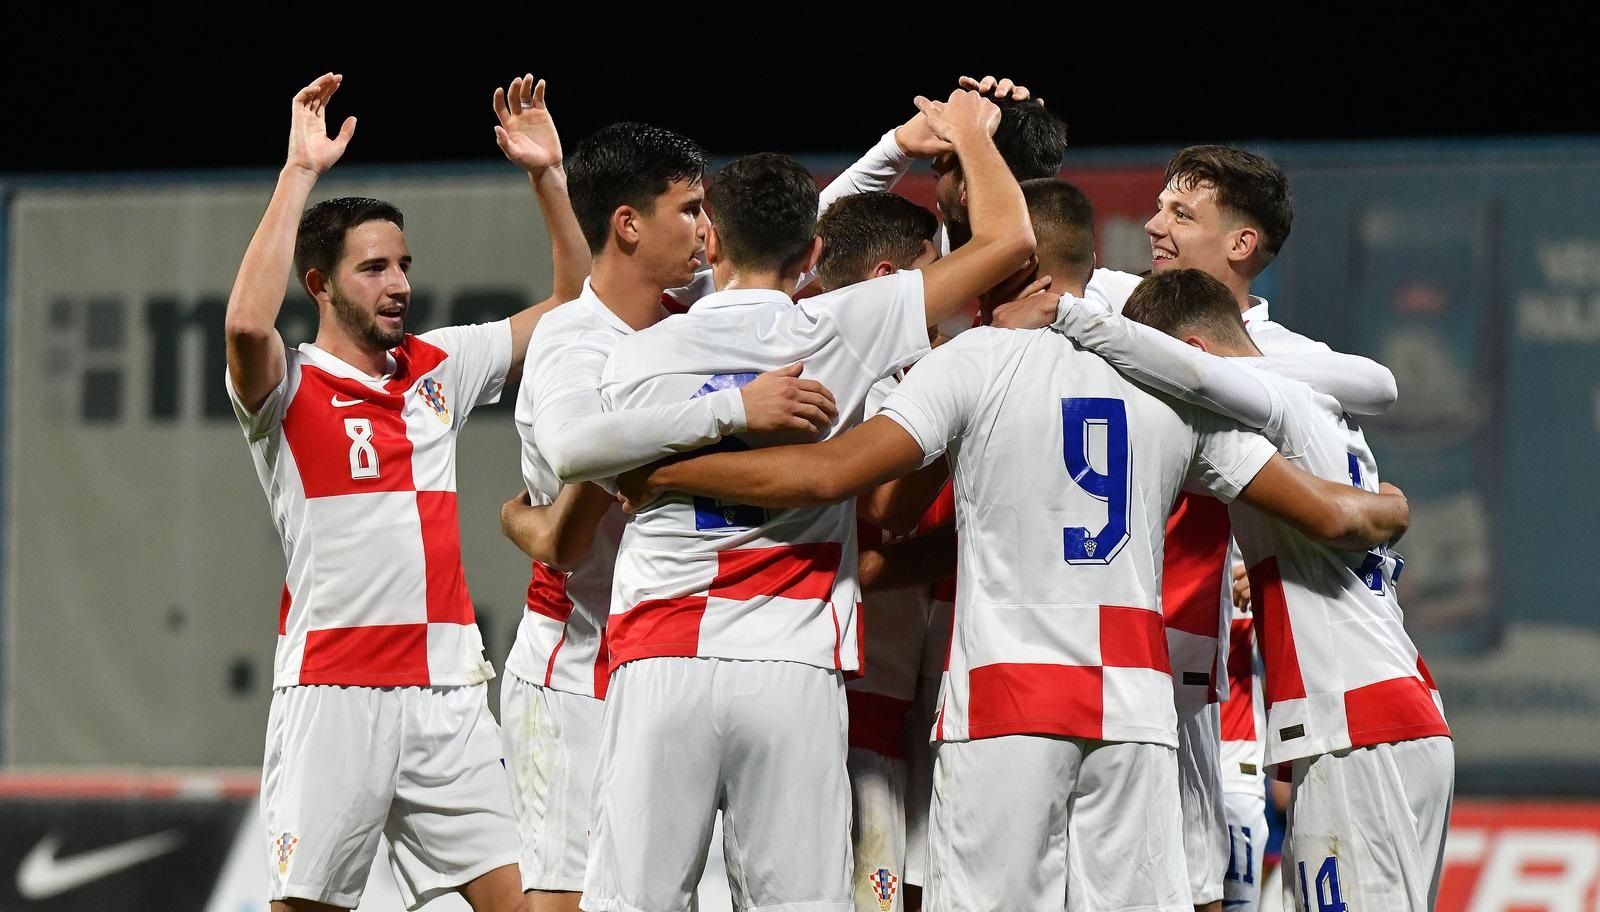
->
[893, 110, 954, 158]
[493, 74, 563, 175]
[912, 89, 1001, 145]
[740, 363, 839, 437]
[957, 74, 1040, 106]
[286, 73, 356, 176]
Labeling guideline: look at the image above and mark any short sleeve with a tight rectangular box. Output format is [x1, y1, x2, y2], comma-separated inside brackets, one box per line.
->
[225, 360, 290, 442]
[876, 330, 992, 465]
[1184, 407, 1278, 503]
[808, 270, 931, 380]
[419, 319, 514, 414]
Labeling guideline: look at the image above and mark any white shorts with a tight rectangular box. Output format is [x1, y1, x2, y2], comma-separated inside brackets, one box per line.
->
[1283, 736, 1454, 912]
[583, 657, 853, 912]
[1177, 702, 1228, 905]
[1222, 787, 1267, 912]
[261, 684, 518, 910]
[500, 671, 605, 892]
[927, 736, 1189, 912]
[850, 747, 909, 912]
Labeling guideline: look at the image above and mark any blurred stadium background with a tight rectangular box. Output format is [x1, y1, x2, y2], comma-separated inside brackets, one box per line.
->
[3, 34, 1599, 912]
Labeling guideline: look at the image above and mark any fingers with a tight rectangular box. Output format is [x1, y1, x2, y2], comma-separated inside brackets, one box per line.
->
[493, 124, 511, 154]
[334, 116, 357, 148]
[1016, 274, 1054, 300]
[493, 86, 511, 125]
[913, 94, 938, 116]
[769, 362, 803, 378]
[796, 388, 839, 425]
[508, 76, 525, 115]
[995, 77, 1015, 98]
[527, 74, 543, 109]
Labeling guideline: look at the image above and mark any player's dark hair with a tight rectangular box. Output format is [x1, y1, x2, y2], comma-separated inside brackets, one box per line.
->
[815, 191, 939, 291]
[294, 197, 405, 294]
[1122, 269, 1253, 347]
[1022, 178, 1096, 289]
[706, 152, 819, 273]
[568, 122, 708, 253]
[1164, 145, 1293, 273]
[993, 96, 1069, 181]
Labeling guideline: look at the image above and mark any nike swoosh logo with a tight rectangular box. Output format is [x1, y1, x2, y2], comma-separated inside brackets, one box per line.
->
[330, 396, 364, 407]
[16, 830, 184, 900]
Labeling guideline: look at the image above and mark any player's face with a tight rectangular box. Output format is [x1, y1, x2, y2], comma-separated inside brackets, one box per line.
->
[1145, 179, 1237, 279]
[636, 178, 708, 288]
[328, 219, 411, 351]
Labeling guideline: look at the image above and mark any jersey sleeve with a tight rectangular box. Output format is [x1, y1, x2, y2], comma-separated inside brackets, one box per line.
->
[224, 358, 291, 443]
[876, 331, 990, 464]
[814, 269, 932, 381]
[1053, 299, 1282, 431]
[1183, 408, 1278, 503]
[418, 319, 514, 415]
[530, 329, 747, 484]
[1084, 267, 1144, 314]
[816, 129, 914, 215]
[1255, 349, 1398, 416]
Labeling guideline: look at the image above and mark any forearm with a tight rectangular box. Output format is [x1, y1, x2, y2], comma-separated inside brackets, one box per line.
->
[1059, 304, 1277, 429]
[530, 167, 589, 305]
[651, 438, 886, 509]
[858, 456, 949, 535]
[538, 390, 746, 484]
[226, 166, 316, 337]
[816, 129, 913, 215]
[928, 131, 1033, 325]
[1324, 487, 1409, 550]
[1262, 352, 1397, 416]
[502, 483, 614, 570]
[859, 525, 957, 593]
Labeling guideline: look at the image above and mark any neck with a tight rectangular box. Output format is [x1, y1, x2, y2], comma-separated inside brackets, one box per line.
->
[712, 259, 796, 294]
[589, 253, 670, 331]
[1036, 259, 1088, 298]
[1225, 270, 1255, 315]
[314, 324, 390, 377]
[1212, 336, 1263, 358]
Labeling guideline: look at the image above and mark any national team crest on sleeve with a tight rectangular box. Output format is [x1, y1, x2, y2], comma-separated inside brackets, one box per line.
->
[868, 867, 898, 911]
[273, 832, 299, 875]
[419, 377, 449, 423]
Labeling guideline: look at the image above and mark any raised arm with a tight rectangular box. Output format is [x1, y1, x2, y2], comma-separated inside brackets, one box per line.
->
[492, 74, 590, 382]
[619, 415, 927, 512]
[1237, 454, 1410, 550]
[225, 73, 356, 412]
[915, 90, 1035, 327]
[1251, 323, 1397, 415]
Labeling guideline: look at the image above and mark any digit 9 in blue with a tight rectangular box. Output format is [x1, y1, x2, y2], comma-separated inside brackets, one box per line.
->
[1061, 397, 1131, 564]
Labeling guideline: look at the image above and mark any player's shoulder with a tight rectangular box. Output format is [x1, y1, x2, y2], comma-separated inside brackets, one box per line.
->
[807, 269, 920, 309]
[1085, 267, 1145, 312]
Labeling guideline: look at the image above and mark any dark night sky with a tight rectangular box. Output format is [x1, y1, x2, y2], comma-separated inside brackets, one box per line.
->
[3, 18, 1594, 176]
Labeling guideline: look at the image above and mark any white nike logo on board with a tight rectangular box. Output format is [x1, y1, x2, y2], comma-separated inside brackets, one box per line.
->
[16, 830, 184, 900]
[330, 395, 364, 407]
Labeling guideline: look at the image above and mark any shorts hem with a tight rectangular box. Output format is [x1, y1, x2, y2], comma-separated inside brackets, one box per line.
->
[736, 903, 854, 912]
[524, 873, 587, 893]
[406, 855, 520, 910]
[273, 884, 362, 908]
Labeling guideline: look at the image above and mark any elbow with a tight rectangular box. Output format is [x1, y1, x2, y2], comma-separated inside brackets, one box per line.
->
[224, 314, 275, 347]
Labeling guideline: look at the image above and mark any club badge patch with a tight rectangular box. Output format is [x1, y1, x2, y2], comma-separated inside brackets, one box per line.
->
[868, 867, 898, 911]
[419, 377, 449, 423]
[273, 832, 299, 875]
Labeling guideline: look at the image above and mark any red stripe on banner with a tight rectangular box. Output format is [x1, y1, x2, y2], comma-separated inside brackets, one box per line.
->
[711, 542, 841, 602]
[1161, 493, 1231, 637]
[525, 560, 574, 623]
[1099, 605, 1171, 673]
[1344, 676, 1451, 747]
[967, 663, 1104, 740]
[300, 623, 430, 686]
[606, 597, 708, 666]
[417, 491, 474, 624]
[283, 364, 415, 499]
[1249, 558, 1307, 705]
[1221, 616, 1257, 741]
[278, 584, 291, 636]
[847, 691, 916, 758]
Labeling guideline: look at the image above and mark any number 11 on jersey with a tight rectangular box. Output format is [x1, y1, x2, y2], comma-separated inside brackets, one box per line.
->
[1062, 398, 1131, 565]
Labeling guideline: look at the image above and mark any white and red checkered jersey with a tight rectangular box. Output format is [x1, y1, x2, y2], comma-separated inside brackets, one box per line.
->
[601, 271, 931, 672]
[1162, 493, 1232, 715]
[877, 326, 1277, 746]
[1220, 597, 1267, 791]
[848, 518, 934, 759]
[505, 281, 751, 698]
[226, 323, 511, 688]
[1226, 364, 1448, 765]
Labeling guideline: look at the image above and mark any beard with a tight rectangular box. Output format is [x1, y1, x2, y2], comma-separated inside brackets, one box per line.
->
[329, 283, 404, 351]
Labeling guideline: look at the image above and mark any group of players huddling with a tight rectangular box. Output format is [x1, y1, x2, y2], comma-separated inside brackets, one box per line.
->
[224, 70, 1452, 912]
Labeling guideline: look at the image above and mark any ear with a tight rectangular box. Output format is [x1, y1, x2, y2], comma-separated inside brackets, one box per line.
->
[870, 260, 896, 279]
[798, 236, 823, 276]
[1183, 334, 1211, 352]
[305, 268, 331, 306]
[704, 223, 722, 265]
[1228, 225, 1259, 265]
[613, 205, 641, 247]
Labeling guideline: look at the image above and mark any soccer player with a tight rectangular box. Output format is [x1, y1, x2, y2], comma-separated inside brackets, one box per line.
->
[1057, 268, 1451, 912]
[582, 88, 1035, 912]
[496, 116, 840, 912]
[613, 265, 1409, 912]
[223, 73, 584, 912]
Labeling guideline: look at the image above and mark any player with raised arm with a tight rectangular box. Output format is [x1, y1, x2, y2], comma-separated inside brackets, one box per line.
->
[582, 88, 1033, 912]
[1057, 268, 1450, 912]
[223, 73, 586, 912]
[494, 115, 838, 912]
[614, 265, 1408, 912]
